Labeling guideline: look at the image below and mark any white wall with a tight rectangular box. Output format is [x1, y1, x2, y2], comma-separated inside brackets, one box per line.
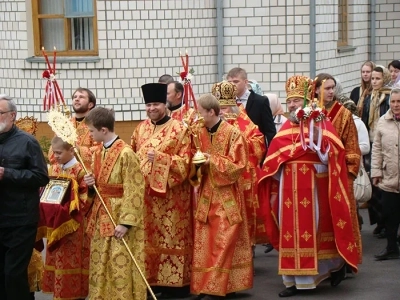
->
[0, 0, 397, 120]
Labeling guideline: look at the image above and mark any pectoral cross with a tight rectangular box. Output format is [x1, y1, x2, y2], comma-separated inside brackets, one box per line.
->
[289, 142, 296, 157]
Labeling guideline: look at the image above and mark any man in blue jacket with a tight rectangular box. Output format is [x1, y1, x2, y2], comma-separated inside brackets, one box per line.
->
[0, 95, 49, 300]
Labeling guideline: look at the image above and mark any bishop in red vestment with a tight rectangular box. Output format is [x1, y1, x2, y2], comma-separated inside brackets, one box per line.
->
[259, 76, 359, 298]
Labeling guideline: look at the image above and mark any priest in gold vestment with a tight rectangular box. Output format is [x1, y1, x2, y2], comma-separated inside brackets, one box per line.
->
[315, 73, 362, 262]
[259, 76, 359, 298]
[190, 94, 253, 299]
[131, 83, 193, 299]
[83, 107, 146, 300]
[48, 88, 99, 170]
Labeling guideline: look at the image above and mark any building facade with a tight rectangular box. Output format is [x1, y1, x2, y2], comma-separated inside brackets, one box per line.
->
[0, 0, 399, 140]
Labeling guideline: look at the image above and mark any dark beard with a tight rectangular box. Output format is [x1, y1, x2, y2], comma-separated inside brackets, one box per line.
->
[73, 105, 90, 114]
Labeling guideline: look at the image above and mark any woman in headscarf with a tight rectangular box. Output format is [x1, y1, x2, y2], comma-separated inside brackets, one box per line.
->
[388, 60, 400, 87]
[264, 93, 287, 132]
[247, 79, 264, 96]
[357, 65, 391, 143]
[350, 61, 375, 105]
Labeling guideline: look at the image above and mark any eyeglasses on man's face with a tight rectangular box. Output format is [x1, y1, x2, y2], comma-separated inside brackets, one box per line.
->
[0, 111, 12, 115]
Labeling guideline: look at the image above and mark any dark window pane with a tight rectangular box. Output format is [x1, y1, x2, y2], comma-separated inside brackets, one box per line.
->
[71, 17, 94, 50]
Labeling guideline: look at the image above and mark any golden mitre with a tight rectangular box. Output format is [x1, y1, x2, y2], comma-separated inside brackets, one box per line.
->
[15, 116, 38, 136]
[285, 75, 313, 101]
[211, 81, 238, 106]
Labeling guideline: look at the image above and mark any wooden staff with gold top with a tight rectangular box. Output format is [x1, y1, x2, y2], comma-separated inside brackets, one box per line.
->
[47, 109, 157, 300]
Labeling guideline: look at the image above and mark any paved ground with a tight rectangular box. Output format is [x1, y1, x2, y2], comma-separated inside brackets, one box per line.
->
[35, 209, 400, 299]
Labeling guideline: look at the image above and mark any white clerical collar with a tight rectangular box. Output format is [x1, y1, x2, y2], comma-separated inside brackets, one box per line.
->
[62, 157, 78, 170]
[103, 135, 118, 149]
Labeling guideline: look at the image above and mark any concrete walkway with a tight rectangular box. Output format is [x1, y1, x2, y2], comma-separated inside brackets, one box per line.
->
[35, 209, 400, 299]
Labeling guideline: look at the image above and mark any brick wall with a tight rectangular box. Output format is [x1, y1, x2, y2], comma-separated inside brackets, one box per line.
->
[223, 0, 312, 100]
[315, 0, 371, 95]
[1, 0, 398, 119]
[0, 0, 218, 122]
[375, 0, 400, 65]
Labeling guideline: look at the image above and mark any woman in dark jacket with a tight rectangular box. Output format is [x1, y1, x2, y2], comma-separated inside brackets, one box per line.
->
[350, 61, 375, 105]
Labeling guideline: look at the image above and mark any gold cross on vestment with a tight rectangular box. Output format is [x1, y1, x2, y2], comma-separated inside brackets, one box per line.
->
[300, 197, 310, 208]
[334, 192, 342, 202]
[284, 198, 292, 208]
[337, 219, 347, 229]
[299, 164, 309, 175]
[284, 231, 293, 241]
[301, 231, 312, 241]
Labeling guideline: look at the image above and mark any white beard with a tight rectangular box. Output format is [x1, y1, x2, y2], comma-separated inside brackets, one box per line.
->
[0, 121, 7, 133]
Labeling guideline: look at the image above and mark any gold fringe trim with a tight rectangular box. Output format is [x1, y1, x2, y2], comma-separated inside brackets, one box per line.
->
[318, 253, 341, 260]
[279, 269, 319, 276]
[281, 252, 316, 258]
[38, 218, 80, 247]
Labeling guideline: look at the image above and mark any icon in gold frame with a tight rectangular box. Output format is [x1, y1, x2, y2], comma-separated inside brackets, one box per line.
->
[40, 178, 70, 204]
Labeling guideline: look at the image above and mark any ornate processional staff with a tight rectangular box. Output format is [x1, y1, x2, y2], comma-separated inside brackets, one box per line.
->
[178, 49, 207, 165]
[42, 48, 158, 300]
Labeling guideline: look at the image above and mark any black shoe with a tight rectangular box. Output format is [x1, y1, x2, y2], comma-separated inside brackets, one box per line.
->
[373, 225, 385, 235]
[159, 292, 190, 299]
[278, 286, 297, 297]
[264, 243, 274, 254]
[377, 228, 387, 239]
[374, 248, 400, 261]
[202, 295, 225, 300]
[330, 264, 346, 287]
[345, 263, 354, 274]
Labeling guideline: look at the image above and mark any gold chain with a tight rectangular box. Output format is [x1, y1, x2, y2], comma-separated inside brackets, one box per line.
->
[290, 126, 301, 157]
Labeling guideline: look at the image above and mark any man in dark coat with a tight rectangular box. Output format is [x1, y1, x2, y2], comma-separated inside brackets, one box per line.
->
[0, 95, 49, 300]
[227, 67, 276, 146]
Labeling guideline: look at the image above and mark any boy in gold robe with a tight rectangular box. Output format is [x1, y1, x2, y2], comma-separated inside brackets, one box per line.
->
[83, 107, 146, 300]
[191, 94, 253, 299]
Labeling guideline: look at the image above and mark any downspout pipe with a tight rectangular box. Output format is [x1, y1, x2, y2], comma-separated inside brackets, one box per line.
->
[310, 0, 316, 78]
[370, 0, 376, 62]
[216, 0, 224, 81]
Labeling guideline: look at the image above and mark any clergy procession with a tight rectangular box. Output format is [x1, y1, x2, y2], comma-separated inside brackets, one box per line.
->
[1, 55, 400, 300]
